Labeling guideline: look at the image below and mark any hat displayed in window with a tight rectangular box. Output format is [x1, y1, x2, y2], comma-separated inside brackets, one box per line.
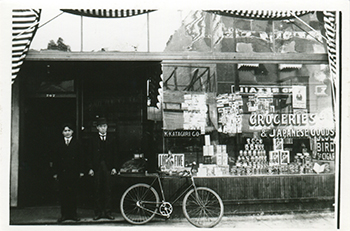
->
[96, 117, 108, 126]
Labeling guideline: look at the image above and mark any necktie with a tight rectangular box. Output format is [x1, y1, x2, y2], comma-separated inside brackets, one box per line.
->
[65, 139, 69, 145]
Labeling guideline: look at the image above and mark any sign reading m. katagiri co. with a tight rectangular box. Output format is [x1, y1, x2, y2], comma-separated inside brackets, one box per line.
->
[163, 130, 201, 138]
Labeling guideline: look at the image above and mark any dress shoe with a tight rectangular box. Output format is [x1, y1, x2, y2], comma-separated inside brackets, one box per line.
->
[105, 214, 115, 220]
[57, 216, 67, 223]
[71, 216, 81, 222]
[93, 215, 102, 220]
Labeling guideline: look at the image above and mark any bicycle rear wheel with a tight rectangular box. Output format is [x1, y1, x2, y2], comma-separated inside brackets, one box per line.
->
[182, 187, 224, 228]
[120, 183, 160, 224]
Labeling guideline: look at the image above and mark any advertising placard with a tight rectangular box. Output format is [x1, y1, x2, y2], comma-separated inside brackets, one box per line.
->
[292, 85, 307, 108]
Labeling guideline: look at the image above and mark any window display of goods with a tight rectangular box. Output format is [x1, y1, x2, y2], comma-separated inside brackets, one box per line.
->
[120, 158, 147, 173]
[232, 137, 268, 175]
[216, 93, 243, 134]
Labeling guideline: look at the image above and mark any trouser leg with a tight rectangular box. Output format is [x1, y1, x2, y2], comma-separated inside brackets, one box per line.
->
[93, 171, 103, 216]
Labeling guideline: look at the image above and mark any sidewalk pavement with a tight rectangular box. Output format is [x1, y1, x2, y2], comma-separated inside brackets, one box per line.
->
[9, 206, 336, 229]
[10, 206, 122, 225]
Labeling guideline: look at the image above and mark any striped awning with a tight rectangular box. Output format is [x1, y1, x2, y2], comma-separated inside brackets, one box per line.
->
[205, 10, 312, 20]
[279, 64, 302, 70]
[238, 63, 259, 70]
[323, 11, 336, 81]
[61, 9, 156, 18]
[12, 9, 41, 82]
[322, 11, 337, 114]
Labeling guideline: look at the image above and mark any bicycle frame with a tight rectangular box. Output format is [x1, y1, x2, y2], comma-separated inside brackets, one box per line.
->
[139, 172, 198, 217]
[121, 172, 224, 228]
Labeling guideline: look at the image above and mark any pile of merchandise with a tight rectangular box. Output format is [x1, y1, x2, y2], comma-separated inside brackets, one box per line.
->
[197, 135, 229, 176]
[231, 137, 268, 175]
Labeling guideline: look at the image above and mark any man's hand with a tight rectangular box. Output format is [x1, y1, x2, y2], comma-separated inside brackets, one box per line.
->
[111, 168, 117, 175]
[79, 173, 84, 178]
[53, 174, 58, 180]
[88, 169, 94, 176]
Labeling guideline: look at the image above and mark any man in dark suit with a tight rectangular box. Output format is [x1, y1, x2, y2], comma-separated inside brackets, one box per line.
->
[88, 117, 118, 220]
[53, 123, 84, 223]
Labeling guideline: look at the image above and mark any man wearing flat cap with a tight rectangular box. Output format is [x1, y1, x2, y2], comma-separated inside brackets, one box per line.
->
[88, 117, 117, 220]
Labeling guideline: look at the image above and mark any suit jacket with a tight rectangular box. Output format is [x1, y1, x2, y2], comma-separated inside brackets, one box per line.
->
[88, 133, 120, 172]
[52, 137, 83, 178]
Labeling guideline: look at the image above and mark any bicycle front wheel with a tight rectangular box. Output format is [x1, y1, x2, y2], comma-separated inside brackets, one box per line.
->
[120, 183, 160, 225]
[182, 187, 224, 228]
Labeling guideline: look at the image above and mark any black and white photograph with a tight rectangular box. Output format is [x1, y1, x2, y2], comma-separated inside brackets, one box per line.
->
[1, 0, 349, 230]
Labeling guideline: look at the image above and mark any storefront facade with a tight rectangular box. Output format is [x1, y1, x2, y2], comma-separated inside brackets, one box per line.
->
[157, 11, 336, 212]
[10, 10, 336, 213]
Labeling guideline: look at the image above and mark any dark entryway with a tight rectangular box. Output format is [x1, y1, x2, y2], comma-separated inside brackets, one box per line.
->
[19, 97, 76, 206]
[16, 60, 162, 207]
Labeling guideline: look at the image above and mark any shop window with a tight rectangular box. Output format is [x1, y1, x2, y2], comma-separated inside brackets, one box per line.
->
[159, 62, 335, 177]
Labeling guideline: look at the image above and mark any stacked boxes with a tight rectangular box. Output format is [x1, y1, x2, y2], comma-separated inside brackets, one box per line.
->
[203, 135, 214, 164]
[203, 145, 214, 156]
[200, 135, 229, 176]
[213, 145, 228, 166]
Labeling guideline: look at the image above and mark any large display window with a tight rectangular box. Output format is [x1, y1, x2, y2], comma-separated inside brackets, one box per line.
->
[159, 63, 335, 177]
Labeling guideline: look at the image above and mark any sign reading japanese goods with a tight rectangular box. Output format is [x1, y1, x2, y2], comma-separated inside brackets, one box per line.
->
[163, 130, 201, 138]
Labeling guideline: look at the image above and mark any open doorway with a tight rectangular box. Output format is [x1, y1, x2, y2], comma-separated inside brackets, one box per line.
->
[19, 98, 76, 206]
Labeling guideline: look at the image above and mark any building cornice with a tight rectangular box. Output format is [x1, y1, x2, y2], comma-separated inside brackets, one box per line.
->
[26, 50, 328, 64]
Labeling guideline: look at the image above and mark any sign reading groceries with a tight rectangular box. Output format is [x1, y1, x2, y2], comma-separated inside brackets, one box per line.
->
[249, 113, 316, 127]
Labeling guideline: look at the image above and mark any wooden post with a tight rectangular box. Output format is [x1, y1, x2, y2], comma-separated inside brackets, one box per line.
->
[10, 81, 19, 207]
[81, 16, 83, 52]
[3, 8, 18, 206]
[147, 12, 150, 52]
[232, 18, 240, 157]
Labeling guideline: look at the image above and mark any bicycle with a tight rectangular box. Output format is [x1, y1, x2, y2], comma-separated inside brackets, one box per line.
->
[120, 170, 224, 228]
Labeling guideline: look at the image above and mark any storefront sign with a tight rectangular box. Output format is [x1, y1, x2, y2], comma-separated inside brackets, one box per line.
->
[261, 128, 335, 161]
[262, 128, 335, 138]
[249, 113, 316, 127]
[231, 85, 293, 95]
[163, 130, 201, 138]
[316, 141, 335, 159]
[158, 153, 185, 168]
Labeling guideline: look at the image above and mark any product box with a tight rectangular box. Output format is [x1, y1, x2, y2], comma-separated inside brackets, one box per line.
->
[203, 156, 212, 164]
[213, 166, 223, 176]
[203, 145, 214, 156]
[212, 153, 228, 166]
[197, 167, 208, 177]
[280, 151, 290, 165]
[219, 165, 229, 175]
[214, 145, 220, 154]
[205, 135, 211, 146]
[269, 151, 280, 166]
[222, 145, 227, 153]
[222, 153, 228, 166]
[215, 145, 227, 153]
[273, 138, 284, 151]
[204, 164, 216, 176]
[217, 154, 223, 165]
